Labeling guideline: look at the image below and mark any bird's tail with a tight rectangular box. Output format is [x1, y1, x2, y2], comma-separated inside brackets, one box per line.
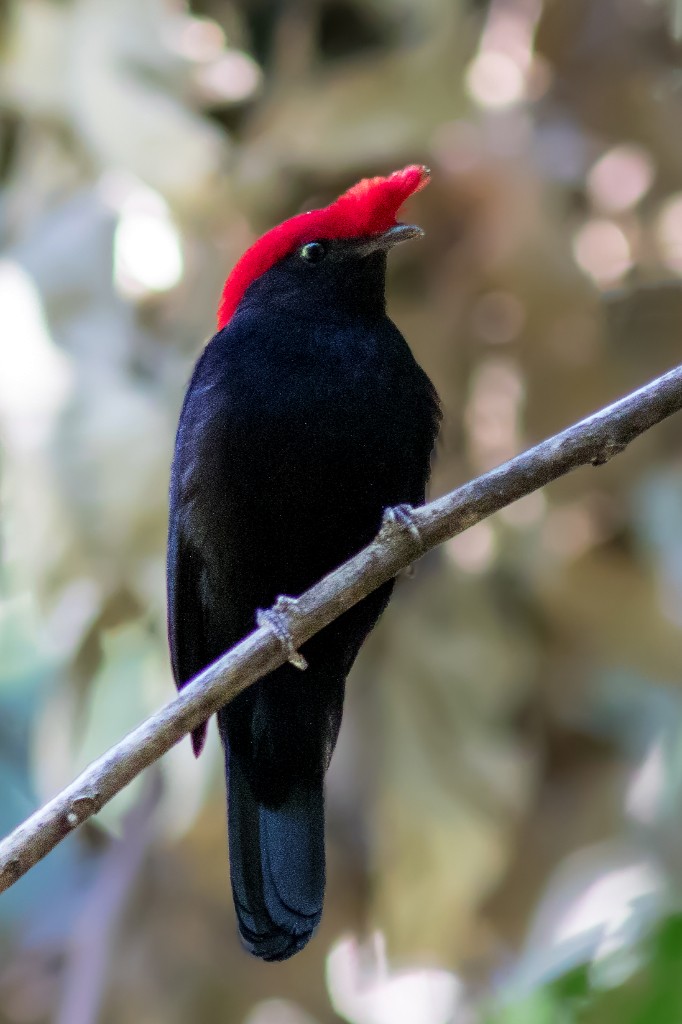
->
[226, 747, 325, 961]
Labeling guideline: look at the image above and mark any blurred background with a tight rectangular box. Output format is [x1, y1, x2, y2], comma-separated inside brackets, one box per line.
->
[2, 0, 682, 1021]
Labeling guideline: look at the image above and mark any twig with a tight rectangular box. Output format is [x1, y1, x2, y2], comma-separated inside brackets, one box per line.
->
[1, 363, 682, 895]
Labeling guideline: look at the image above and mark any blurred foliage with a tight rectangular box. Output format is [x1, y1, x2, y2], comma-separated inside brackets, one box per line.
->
[1, 0, 682, 1022]
[487, 913, 682, 1024]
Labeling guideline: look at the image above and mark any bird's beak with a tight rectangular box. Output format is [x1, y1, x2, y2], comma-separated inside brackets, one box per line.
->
[351, 223, 424, 257]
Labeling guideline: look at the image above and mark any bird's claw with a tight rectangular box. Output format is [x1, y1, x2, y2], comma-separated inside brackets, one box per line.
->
[257, 596, 308, 671]
[379, 504, 424, 579]
[380, 503, 423, 550]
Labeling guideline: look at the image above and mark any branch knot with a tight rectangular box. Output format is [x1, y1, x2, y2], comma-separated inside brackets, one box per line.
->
[65, 794, 100, 828]
[591, 437, 629, 466]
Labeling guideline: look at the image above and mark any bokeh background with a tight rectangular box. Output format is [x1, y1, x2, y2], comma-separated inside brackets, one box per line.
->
[2, 0, 682, 1021]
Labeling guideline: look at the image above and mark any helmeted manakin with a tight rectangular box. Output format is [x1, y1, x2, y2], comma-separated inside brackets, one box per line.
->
[167, 165, 440, 960]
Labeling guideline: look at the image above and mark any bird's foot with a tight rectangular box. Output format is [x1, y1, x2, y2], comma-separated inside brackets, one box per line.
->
[379, 504, 424, 577]
[257, 596, 308, 671]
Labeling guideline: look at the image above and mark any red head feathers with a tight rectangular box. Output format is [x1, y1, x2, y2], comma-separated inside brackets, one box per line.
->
[216, 164, 430, 330]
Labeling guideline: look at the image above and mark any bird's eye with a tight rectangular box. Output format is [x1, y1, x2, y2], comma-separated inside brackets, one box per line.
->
[299, 241, 327, 263]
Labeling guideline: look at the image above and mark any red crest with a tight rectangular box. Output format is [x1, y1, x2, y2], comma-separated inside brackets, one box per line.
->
[217, 165, 430, 330]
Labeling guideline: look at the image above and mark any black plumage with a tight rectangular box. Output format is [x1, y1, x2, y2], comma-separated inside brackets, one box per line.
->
[167, 215, 440, 960]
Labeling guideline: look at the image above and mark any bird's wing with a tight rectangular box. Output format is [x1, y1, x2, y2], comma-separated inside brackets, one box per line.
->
[167, 514, 210, 756]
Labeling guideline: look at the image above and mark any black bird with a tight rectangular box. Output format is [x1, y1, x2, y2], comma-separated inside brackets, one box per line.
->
[167, 165, 440, 960]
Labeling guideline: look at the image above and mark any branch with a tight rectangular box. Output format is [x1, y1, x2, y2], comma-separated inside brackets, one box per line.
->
[2, 363, 682, 894]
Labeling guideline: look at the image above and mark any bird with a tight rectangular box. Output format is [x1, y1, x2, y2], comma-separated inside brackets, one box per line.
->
[167, 164, 440, 961]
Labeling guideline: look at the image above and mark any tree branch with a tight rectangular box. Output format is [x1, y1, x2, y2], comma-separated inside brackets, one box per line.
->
[2, 363, 682, 895]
